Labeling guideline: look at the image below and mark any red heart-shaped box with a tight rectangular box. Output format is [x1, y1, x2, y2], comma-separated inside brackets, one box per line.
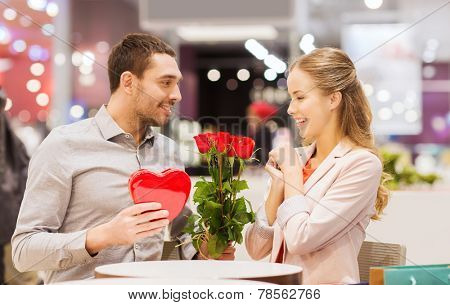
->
[128, 168, 191, 221]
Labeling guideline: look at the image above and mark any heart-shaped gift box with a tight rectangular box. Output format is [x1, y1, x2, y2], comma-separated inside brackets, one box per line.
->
[128, 168, 191, 221]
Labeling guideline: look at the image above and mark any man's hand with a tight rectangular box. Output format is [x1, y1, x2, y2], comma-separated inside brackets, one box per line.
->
[86, 202, 169, 255]
[196, 240, 236, 261]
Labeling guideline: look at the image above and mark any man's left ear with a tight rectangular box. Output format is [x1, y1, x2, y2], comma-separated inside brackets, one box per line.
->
[329, 91, 342, 111]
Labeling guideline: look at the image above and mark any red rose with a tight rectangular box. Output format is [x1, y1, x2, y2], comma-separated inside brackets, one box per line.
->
[193, 134, 211, 153]
[216, 132, 231, 153]
[231, 136, 255, 159]
[227, 136, 237, 157]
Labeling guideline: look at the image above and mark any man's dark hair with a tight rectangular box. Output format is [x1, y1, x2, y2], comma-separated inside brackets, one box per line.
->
[107, 33, 176, 93]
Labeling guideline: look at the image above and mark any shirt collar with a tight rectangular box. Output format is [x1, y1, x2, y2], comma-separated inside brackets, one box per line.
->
[143, 125, 155, 144]
[95, 105, 155, 143]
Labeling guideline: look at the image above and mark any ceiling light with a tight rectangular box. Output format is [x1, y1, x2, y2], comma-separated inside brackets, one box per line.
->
[176, 25, 278, 42]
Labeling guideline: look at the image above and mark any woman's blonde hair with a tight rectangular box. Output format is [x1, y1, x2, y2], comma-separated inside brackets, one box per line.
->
[290, 47, 390, 220]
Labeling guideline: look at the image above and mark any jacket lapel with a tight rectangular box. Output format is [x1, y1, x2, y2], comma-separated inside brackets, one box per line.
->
[303, 140, 353, 194]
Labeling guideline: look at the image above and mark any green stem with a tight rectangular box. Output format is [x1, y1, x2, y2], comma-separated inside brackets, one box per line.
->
[232, 159, 244, 212]
[206, 153, 212, 177]
[218, 153, 223, 205]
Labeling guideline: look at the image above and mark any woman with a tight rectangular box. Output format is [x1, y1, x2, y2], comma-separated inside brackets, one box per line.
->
[245, 47, 389, 284]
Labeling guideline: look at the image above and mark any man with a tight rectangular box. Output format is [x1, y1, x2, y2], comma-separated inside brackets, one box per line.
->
[12, 33, 234, 284]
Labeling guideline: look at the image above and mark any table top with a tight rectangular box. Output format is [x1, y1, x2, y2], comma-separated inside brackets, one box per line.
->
[95, 261, 302, 285]
[56, 277, 271, 285]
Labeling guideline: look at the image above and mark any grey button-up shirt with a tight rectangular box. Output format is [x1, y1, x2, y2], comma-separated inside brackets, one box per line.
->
[11, 105, 196, 284]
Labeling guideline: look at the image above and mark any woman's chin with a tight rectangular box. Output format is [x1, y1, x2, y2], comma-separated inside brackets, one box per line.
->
[298, 131, 315, 144]
[298, 130, 309, 139]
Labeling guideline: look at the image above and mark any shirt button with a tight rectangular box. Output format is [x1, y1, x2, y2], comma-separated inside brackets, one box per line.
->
[125, 135, 131, 139]
[134, 244, 139, 250]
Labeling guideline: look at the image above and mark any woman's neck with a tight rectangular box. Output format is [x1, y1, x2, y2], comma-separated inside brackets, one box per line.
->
[312, 112, 345, 163]
[314, 132, 343, 163]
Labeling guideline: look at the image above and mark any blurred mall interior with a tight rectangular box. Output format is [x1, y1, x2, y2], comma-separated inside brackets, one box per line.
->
[0, 0, 449, 284]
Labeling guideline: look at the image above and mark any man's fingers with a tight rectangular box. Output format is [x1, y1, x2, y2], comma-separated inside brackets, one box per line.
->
[135, 209, 169, 224]
[125, 202, 162, 216]
[136, 218, 169, 233]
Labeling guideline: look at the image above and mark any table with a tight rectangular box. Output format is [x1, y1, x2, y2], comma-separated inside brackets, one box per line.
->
[95, 261, 302, 285]
[57, 277, 270, 285]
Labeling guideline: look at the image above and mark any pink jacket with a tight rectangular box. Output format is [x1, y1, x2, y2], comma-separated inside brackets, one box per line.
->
[245, 140, 382, 284]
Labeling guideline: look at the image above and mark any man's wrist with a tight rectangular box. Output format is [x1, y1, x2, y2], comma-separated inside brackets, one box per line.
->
[85, 223, 112, 256]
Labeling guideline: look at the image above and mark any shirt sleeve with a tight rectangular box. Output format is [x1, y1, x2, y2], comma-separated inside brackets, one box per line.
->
[276, 152, 382, 256]
[11, 130, 95, 272]
[244, 177, 275, 260]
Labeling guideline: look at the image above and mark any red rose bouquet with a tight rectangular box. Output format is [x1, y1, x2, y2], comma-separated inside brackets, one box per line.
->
[184, 132, 256, 258]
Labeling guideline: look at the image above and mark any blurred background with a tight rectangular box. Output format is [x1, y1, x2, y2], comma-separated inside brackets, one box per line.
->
[0, 0, 449, 279]
[1, 0, 450, 182]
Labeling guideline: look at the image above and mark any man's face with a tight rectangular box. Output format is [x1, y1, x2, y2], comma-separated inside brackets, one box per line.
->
[133, 53, 182, 127]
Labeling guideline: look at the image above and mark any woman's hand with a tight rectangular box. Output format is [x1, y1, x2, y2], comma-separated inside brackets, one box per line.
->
[268, 144, 304, 200]
[265, 156, 284, 184]
[268, 144, 303, 174]
[264, 157, 285, 226]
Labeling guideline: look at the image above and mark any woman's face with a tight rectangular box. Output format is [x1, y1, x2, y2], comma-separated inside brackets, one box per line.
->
[286, 68, 336, 141]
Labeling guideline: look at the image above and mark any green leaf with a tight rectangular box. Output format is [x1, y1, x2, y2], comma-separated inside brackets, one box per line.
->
[189, 214, 200, 224]
[222, 160, 232, 182]
[204, 200, 222, 216]
[182, 214, 200, 234]
[235, 212, 253, 224]
[231, 197, 255, 226]
[232, 180, 249, 193]
[234, 197, 247, 213]
[222, 182, 233, 194]
[193, 181, 215, 203]
[227, 226, 234, 240]
[223, 198, 232, 215]
[228, 157, 235, 169]
[248, 211, 255, 223]
[182, 226, 194, 235]
[230, 223, 243, 244]
[235, 231, 243, 244]
[194, 180, 207, 188]
[197, 201, 205, 215]
[204, 200, 222, 233]
[192, 236, 202, 251]
[207, 234, 228, 259]
[244, 198, 256, 223]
